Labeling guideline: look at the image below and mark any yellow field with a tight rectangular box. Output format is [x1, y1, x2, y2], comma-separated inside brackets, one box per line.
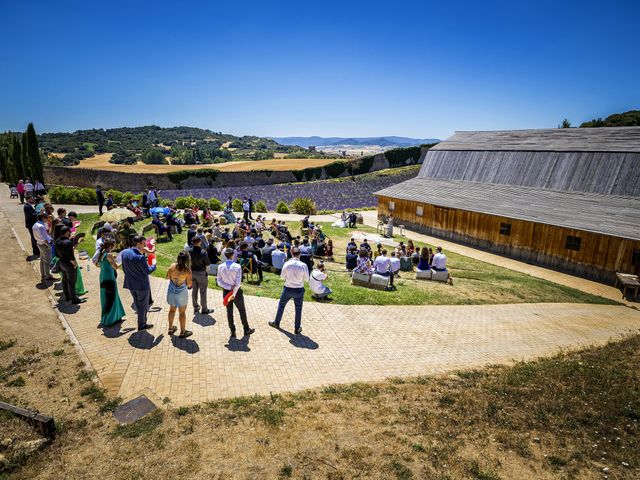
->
[67, 153, 341, 173]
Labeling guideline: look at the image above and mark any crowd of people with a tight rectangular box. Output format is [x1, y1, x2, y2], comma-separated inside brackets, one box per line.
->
[20, 186, 448, 345]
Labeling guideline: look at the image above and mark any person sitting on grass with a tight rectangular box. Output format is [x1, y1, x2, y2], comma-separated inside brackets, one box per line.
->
[373, 249, 395, 289]
[310, 262, 332, 301]
[345, 246, 358, 271]
[354, 248, 373, 274]
[432, 246, 447, 272]
[417, 247, 431, 271]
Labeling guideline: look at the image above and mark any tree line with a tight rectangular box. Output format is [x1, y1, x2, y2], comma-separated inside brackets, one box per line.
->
[0, 123, 45, 184]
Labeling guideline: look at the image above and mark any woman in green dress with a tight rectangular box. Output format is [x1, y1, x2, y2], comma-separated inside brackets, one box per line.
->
[97, 238, 126, 327]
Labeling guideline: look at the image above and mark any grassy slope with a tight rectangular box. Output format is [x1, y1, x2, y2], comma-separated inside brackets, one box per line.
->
[3, 330, 639, 479]
[75, 213, 614, 306]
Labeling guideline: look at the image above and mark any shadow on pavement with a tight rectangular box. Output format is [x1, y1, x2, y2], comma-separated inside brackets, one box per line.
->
[57, 302, 80, 315]
[102, 322, 136, 338]
[280, 329, 319, 350]
[193, 313, 216, 327]
[224, 335, 251, 352]
[128, 331, 164, 349]
[170, 335, 200, 354]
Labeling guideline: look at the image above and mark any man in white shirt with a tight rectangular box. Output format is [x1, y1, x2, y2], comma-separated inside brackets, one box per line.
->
[432, 246, 447, 272]
[269, 246, 309, 334]
[389, 251, 401, 277]
[271, 244, 287, 272]
[373, 249, 395, 288]
[310, 262, 332, 300]
[24, 180, 34, 198]
[148, 188, 157, 208]
[216, 248, 255, 338]
[32, 213, 54, 282]
[242, 198, 250, 222]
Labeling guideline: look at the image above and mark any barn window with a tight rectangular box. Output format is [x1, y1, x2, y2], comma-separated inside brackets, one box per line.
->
[499, 222, 511, 236]
[416, 205, 424, 217]
[565, 235, 582, 251]
[389, 201, 395, 211]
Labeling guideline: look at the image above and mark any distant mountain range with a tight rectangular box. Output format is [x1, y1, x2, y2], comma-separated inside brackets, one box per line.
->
[271, 136, 440, 148]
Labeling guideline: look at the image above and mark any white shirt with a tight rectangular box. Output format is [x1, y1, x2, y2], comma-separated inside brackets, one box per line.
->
[243, 201, 250, 211]
[271, 249, 287, 270]
[390, 256, 401, 273]
[432, 252, 447, 270]
[148, 190, 156, 201]
[280, 258, 309, 288]
[217, 260, 243, 296]
[309, 269, 327, 294]
[24, 182, 34, 192]
[373, 255, 391, 274]
[243, 235, 255, 245]
[32, 221, 51, 244]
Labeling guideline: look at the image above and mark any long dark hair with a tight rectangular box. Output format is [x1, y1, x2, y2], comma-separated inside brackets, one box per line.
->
[98, 238, 116, 262]
[176, 251, 191, 273]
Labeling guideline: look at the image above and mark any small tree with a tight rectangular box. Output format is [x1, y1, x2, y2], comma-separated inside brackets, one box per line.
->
[559, 118, 571, 128]
[232, 198, 243, 212]
[290, 197, 317, 215]
[255, 200, 267, 213]
[209, 197, 223, 211]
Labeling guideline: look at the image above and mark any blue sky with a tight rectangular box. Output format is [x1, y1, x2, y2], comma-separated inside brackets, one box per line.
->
[1, 0, 638, 139]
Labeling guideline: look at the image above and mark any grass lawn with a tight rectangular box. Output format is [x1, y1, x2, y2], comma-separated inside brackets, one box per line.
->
[75, 213, 615, 306]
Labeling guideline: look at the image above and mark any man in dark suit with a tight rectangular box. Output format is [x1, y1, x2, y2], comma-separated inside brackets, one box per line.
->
[121, 235, 156, 330]
[23, 196, 39, 259]
[96, 185, 105, 216]
[54, 226, 85, 304]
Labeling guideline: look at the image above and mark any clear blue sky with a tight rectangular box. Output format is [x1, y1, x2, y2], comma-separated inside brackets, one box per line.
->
[1, 0, 638, 139]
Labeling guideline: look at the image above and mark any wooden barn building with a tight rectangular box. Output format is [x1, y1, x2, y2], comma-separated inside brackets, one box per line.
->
[375, 127, 640, 283]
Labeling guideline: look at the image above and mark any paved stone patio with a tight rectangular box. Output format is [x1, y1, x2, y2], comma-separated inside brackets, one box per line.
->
[3, 195, 639, 406]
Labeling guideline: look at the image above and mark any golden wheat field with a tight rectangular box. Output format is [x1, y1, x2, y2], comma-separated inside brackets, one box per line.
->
[63, 153, 340, 173]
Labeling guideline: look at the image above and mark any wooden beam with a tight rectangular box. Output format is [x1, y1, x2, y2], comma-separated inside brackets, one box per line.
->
[0, 400, 56, 438]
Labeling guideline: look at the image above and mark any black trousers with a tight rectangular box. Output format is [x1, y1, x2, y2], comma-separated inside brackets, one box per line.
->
[27, 227, 38, 256]
[223, 288, 249, 333]
[58, 261, 78, 301]
[98, 202, 104, 216]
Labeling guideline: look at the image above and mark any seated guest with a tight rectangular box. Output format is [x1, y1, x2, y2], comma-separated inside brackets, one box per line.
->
[152, 215, 172, 240]
[239, 243, 263, 282]
[166, 209, 183, 234]
[372, 249, 394, 288]
[354, 249, 373, 274]
[105, 194, 114, 209]
[315, 225, 325, 242]
[390, 251, 401, 275]
[301, 216, 310, 230]
[271, 244, 287, 273]
[187, 224, 198, 245]
[118, 221, 137, 245]
[207, 241, 221, 264]
[184, 209, 196, 226]
[407, 240, 416, 256]
[346, 238, 357, 252]
[261, 238, 276, 265]
[254, 217, 265, 232]
[345, 247, 358, 271]
[255, 233, 266, 249]
[310, 262, 332, 300]
[360, 238, 372, 255]
[195, 227, 209, 249]
[373, 242, 383, 259]
[428, 247, 434, 265]
[220, 227, 231, 243]
[299, 238, 313, 270]
[243, 232, 255, 247]
[432, 246, 447, 271]
[417, 247, 431, 271]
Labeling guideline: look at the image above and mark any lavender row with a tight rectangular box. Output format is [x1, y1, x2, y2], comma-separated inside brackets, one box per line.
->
[158, 170, 417, 211]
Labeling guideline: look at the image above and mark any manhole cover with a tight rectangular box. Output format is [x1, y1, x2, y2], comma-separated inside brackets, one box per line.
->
[112, 395, 157, 424]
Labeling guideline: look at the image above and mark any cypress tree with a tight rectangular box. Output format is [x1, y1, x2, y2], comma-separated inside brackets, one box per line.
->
[23, 123, 43, 182]
[10, 135, 24, 181]
[0, 145, 6, 182]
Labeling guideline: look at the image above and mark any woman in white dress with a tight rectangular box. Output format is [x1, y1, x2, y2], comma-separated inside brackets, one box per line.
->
[332, 210, 348, 228]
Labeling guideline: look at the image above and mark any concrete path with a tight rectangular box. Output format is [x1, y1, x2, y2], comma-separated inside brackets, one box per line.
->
[2, 195, 639, 406]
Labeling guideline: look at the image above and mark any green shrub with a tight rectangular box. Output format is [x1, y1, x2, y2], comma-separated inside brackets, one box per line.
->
[175, 196, 197, 209]
[209, 197, 223, 211]
[275, 201, 290, 214]
[255, 200, 267, 213]
[194, 197, 208, 209]
[384, 146, 421, 167]
[290, 197, 317, 215]
[232, 198, 243, 212]
[48, 186, 97, 205]
[324, 161, 348, 178]
[350, 155, 375, 175]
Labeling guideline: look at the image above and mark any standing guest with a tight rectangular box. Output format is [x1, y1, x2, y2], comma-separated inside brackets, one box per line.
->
[226, 196, 233, 210]
[310, 262, 332, 300]
[33, 212, 54, 282]
[96, 185, 105, 216]
[217, 248, 255, 338]
[34, 196, 46, 214]
[269, 246, 309, 335]
[23, 196, 39, 259]
[271, 243, 287, 273]
[34, 180, 45, 196]
[121, 235, 156, 331]
[105, 194, 114, 209]
[57, 208, 72, 228]
[97, 238, 126, 327]
[141, 191, 149, 209]
[348, 211, 357, 228]
[373, 249, 394, 288]
[148, 188, 158, 208]
[248, 196, 254, 220]
[432, 246, 447, 272]
[24, 179, 34, 199]
[187, 237, 212, 314]
[16, 180, 25, 204]
[386, 214, 394, 238]
[242, 197, 250, 222]
[54, 226, 85, 304]
[166, 251, 193, 338]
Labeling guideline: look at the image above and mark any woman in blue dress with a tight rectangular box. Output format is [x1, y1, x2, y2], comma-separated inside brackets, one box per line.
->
[98, 238, 126, 327]
[166, 251, 193, 338]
